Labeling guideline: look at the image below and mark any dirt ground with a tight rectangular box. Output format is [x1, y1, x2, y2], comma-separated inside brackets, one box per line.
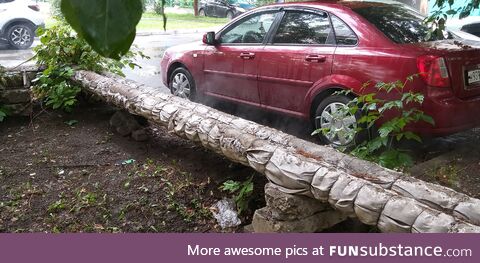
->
[0, 101, 266, 233]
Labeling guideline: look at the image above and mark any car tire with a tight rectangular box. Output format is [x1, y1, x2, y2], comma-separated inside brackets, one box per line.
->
[226, 11, 234, 20]
[169, 67, 196, 101]
[7, 23, 35, 50]
[199, 9, 206, 17]
[313, 94, 364, 147]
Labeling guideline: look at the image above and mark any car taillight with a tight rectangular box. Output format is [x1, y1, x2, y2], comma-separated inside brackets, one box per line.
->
[417, 55, 451, 88]
[28, 5, 40, 11]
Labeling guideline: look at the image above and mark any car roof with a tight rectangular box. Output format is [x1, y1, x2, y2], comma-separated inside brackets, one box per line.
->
[260, 0, 404, 10]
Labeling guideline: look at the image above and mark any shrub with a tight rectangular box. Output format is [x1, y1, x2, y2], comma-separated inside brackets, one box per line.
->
[33, 20, 146, 112]
[314, 75, 435, 170]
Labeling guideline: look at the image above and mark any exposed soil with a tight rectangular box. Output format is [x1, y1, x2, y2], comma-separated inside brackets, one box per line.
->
[0, 101, 266, 233]
[409, 140, 480, 199]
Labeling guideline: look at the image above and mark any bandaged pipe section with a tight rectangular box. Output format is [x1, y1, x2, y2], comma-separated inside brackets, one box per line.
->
[73, 70, 480, 233]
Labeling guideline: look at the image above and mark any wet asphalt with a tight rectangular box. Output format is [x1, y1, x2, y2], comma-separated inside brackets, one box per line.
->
[0, 33, 202, 92]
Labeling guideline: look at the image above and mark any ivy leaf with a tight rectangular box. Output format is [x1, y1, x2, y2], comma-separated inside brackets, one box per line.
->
[61, 0, 143, 59]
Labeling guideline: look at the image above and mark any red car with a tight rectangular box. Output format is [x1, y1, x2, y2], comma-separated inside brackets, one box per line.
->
[161, 0, 480, 146]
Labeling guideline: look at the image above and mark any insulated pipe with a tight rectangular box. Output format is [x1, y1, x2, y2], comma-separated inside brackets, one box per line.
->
[73, 70, 480, 233]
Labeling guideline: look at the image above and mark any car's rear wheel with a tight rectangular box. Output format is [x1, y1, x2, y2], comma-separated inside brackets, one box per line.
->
[7, 23, 34, 50]
[226, 11, 234, 20]
[169, 67, 196, 101]
[199, 9, 206, 16]
[314, 94, 360, 147]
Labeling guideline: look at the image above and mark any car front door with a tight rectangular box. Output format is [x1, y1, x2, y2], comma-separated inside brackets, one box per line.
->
[257, 10, 336, 117]
[203, 11, 278, 105]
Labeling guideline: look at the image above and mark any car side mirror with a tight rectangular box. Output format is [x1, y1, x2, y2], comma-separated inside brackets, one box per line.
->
[203, 31, 216, 45]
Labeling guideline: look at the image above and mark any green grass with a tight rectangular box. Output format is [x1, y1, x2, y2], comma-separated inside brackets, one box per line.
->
[137, 12, 229, 31]
[44, 13, 228, 32]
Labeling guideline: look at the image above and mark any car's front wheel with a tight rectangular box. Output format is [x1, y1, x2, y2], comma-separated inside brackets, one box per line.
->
[314, 95, 360, 147]
[169, 67, 196, 101]
[7, 23, 34, 49]
[199, 9, 206, 16]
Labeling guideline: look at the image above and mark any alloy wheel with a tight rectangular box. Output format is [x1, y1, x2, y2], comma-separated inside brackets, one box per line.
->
[171, 72, 191, 99]
[9, 26, 32, 47]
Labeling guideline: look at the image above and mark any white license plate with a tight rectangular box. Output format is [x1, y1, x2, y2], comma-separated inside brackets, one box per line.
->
[467, 69, 480, 85]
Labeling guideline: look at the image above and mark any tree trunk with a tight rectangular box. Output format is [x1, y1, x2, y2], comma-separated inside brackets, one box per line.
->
[194, 0, 198, 16]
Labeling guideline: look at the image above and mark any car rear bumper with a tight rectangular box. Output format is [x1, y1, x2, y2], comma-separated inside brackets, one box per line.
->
[412, 89, 480, 136]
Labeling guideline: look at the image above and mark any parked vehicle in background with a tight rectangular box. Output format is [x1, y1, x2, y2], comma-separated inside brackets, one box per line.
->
[162, 1, 480, 147]
[461, 21, 480, 37]
[198, 0, 255, 19]
[429, 0, 480, 38]
[0, 0, 44, 49]
[447, 17, 480, 38]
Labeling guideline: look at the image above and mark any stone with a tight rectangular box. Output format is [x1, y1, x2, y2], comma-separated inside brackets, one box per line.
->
[131, 128, 149, 142]
[3, 103, 32, 116]
[243, 224, 254, 233]
[0, 72, 24, 87]
[264, 183, 329, 221]
[109, 110, 141, 136]
[252, 207, 347, 233]
[0, 89, 31, 104]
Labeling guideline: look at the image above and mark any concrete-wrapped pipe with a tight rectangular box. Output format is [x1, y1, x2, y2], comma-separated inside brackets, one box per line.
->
[73, 70, 480, 233]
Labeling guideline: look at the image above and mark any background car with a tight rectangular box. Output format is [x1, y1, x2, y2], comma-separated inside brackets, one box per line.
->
[429, 0, 480, 38]
[198, 0, 255, 20]
[447, 17, 480, 38]
[0, 0, 44, 49]
[162, 1, 480, 147]
[461, 21, 480, 37]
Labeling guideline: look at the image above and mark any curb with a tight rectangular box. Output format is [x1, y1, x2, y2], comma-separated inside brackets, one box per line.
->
[136, 27, 221, 36]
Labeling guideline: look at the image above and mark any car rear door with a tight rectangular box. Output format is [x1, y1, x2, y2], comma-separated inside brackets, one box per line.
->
[214, 0, 229, 17]
[203, 11, 279, 105]
[204, 0, 215, 16]
[257, 9, 335, 116]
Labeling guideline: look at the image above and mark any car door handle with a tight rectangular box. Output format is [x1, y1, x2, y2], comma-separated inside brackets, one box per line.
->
[239, 52, 255, 59]
[305, 55, 326, 63]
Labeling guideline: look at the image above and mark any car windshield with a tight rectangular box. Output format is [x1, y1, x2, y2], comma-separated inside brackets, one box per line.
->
[352, 3, 449, 44]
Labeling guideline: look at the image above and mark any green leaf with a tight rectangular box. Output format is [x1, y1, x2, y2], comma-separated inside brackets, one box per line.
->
[378, 122, 395, 138]
[379, 150, 413, 169]
[366, 137, 386, 152]
[421, 115, 435, 125]
[61, 0, 143, 59]
[220, 180, 241, 194]
[403, 131, 422, 142]
[64, 119, 78, 126]
[0, 110, 6, 122]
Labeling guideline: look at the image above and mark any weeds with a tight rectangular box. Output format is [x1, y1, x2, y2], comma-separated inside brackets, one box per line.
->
[426, 164, 460, 187]
[220, 176, 254, 215]
[32, 19, 147, 112]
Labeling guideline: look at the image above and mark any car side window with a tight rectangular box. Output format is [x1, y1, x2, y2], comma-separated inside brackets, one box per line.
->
[273, 11, 334, 45]
[330, 14, 358, 46]
[219, 12, 277, 44]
